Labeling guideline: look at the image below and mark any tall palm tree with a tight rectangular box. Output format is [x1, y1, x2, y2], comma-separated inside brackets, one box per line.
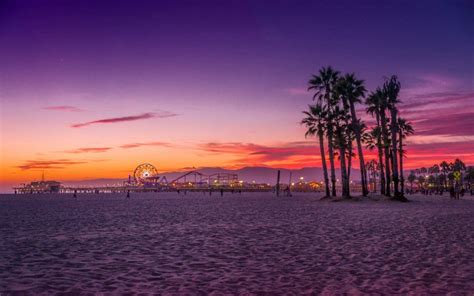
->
[332, 105, 351, 197]
[367, 88, 391, 196]
[384, 75, 402, 197]
[429, 164, 440, 191]
[301, 104, 330, 197]
[363, 127, 384, 194]
[308, 66, 340, 196]
[365, 91, 386, 195]
[366, 159, 378, 193]
[336, 73, 368, 196]
[397, 117, 414, 194]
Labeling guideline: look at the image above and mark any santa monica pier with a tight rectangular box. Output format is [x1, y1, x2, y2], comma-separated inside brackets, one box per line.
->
[13, 163, 326, 195]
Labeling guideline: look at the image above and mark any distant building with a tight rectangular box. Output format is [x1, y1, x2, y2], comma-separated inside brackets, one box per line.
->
[14, 180, 61, 194]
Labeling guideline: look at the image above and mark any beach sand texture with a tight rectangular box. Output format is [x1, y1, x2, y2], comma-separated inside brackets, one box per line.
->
[0, 193, 473, 294]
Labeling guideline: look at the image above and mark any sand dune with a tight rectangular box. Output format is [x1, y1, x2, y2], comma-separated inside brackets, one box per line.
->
[0, 193, 473, 294]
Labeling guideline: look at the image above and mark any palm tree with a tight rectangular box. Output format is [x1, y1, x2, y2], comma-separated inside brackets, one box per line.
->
[366, 91, 386, 195]
[452, 158, 466, 172]
[429, 164, 440, 191]
[384, 75, 402, 198]
[366, 160, 378, 193]
[397, 117, 414, 194]
[427, 175, 436, 186]
[308, 66, 340, 196]
[369, 87, 391, 196]
[420, 167, 427, 175]
[301, 104, 330, 197]
[336, 73, 368, 196]
[417, 175, 426, 190]
[363, 127, 384, 194]
[440, 161, 451, 189]
[332, 105, 351, 197]
[437, 173, 447, 193]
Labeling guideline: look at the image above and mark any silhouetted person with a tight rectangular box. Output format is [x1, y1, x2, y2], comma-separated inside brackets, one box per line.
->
[127, 190, 130, 198]
[220, 188, 224, 197]
[73, 190, 77, 198]
[209, 189, 212, 196]
[177, 189, 180, 195]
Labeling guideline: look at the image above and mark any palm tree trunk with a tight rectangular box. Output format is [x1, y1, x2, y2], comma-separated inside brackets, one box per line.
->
[380, 110, 391, 196]
[375, 114, 385, 195]
[390, 109, 400, 197]
[337, 131, 349, 198]
[319, 132, 330, 197]
[340, 147, 349, 197]
[349, 103, 368, 196]
[327, 125, 337, 197]
[373, 169, 377, 192]
[398, 129, 405, 194]
[347, 141, 352, 182]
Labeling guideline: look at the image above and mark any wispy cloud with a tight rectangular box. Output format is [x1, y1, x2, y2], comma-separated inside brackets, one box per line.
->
[44, 105, 83, 112]
[412, 111, 474, 137]
[119, 141, 173, 149]
[199, 141, 319, 168]
[17, 159, 87, 170]
[71, 111, 178, 128]
[64, 147, 112, 154]
[393, 74, 474, 147]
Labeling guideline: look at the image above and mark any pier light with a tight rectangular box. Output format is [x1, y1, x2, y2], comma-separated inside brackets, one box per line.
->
[299, 177, 304, 181]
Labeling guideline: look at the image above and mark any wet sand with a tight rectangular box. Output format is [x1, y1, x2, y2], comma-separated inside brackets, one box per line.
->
[0, 192, 473, 294]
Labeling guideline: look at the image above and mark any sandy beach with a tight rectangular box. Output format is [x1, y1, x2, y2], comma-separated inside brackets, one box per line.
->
[0, 192, 473, 294]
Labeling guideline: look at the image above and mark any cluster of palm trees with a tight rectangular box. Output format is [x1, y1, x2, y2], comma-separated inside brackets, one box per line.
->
[302, 66, 414, 200]
[407, 159, 472, 193]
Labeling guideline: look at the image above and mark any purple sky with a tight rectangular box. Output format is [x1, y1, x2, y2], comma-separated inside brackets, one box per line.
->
[0, 0, 473, 189]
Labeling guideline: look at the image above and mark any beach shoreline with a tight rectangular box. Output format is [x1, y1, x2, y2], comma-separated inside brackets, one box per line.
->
[1, 193, 473, 293]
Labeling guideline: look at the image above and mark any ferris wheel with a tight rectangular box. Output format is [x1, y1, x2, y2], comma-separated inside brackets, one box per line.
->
[133, 163, 158, 184]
